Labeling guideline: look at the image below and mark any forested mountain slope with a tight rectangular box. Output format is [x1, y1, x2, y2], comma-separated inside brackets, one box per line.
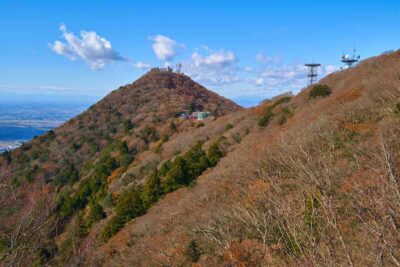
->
[1, 51, 400, 266]
[0, 68, 242, 266]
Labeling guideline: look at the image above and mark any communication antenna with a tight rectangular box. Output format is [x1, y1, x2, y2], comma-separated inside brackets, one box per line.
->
[341, 48, 360, 69]
[176, 62, 182, 73]
[304, 63, 321, 86]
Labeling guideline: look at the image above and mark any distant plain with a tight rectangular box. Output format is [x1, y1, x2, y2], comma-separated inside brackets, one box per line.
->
[0, 101, 90, 151]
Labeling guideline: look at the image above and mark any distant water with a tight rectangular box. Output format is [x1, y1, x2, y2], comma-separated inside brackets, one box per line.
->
[0, 99, 93, 152]
[0, 126, 46, 141]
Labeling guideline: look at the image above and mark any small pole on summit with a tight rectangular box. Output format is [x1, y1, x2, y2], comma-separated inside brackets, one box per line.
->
[176, 62, 182, 73]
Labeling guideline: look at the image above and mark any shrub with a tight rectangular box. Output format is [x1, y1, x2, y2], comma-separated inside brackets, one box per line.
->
[71, 143, 81, 151]
[35, 241, 58, 266]
[24, 164, 39, 183]
[2, 150, 12, 164]
[0, 237, 10, 254]
[277, 115, 288, 125]
[225, 123, 234, 131]
[54, 162, 79, 186]
[87, 202, 106, 225]
[196, 122, 205, 128]
[102, 193, 114, 208]
[169, 122, 177, 132]
[184, 142, 210, 180]
[75, 213, 88, 238]
[102, 186, 146, 239]
[158, 160, 172, 177]
[47, 130, 56, 140]
[258, 109, 274, 127]
[258, 96, 291, 127]
[395, 102, 400, 113]
[123, 119, 135, 132]
[188, 103, 195, 114]
[186, 240, 201, 262]
[141, 170, 163, 207]
[207, 139, 225, 167]
[140, 126, 159, 143]
[162, 135, 169, 143]
[309, 84, 331, 99]
[119, 154, 133, 169]
[164, 156, 189, 193]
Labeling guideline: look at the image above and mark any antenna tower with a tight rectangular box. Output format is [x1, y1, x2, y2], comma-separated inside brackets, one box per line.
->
[304, 63, 321, 86]
[176, 62, 182, 73]
[341, 48, 360, 69]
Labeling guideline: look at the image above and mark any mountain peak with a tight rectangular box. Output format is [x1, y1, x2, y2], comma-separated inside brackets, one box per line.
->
[103, 68, 242, 118]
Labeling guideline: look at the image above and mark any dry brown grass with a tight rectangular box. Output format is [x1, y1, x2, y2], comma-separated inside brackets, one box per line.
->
[3, 51, 400, 266]
[85, 50, 400, 266]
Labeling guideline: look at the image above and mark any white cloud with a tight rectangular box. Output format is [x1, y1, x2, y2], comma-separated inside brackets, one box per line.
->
[51, 40, 76, 60]
[244, 66, 255, 72]
[255, 78, 266, 86]
[151, 35, 183, 61]
[250, 64, 340, 95]
[132, 61, 152, 69]
[50, 24, 126, 70]
[252, 64, 307, 91]
[0, 84, 68, 91]
[191, 50, 236, 67]
[256, 53, 281, 64]
[183, 49, 239, 86]
[323, 65, 340, 75]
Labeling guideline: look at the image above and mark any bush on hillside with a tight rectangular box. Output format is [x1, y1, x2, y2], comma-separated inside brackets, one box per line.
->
[87, 202, 106, 226]
[309, 84, 331, 99]
[2, 151, 12, 164]
[54, 161, 79, 186]
[186, 240, 201, 262]
[196, 122, 205, 128]
[102, 140, 227, 240]
[158, 160, 172, 177]
[395, 102, 400, 113]
[188, 103, 195, 114]
[24, 164, 39, 183]
[207, 138, 225, 167]
[122, 119, 135, 132]
[258, 96, 291, 127]
[225, 123, 234, 131]
[140, 126, 160, 144]
[102, 185, 146, 239]
[164, 156, 189, 193]
[0, 237, 10, 254]
[258, 109, 274, 127]
[55, 144, 120, 220]
[141, 170, 163, 207]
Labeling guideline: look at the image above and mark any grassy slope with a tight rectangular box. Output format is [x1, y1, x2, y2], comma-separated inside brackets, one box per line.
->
[91, 51, 400, 266]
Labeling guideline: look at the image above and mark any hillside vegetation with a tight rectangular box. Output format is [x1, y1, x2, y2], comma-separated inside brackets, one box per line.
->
[2, 51, 400, 266]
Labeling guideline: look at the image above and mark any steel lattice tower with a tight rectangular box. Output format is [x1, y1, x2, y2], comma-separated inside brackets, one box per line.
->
[304, 63, 321, 86]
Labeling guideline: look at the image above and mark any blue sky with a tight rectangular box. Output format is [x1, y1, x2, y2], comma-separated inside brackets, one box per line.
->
[1, 1, 399, 107]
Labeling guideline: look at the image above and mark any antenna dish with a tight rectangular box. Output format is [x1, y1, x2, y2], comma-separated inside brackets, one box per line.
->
[341, 48, 360, 68]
